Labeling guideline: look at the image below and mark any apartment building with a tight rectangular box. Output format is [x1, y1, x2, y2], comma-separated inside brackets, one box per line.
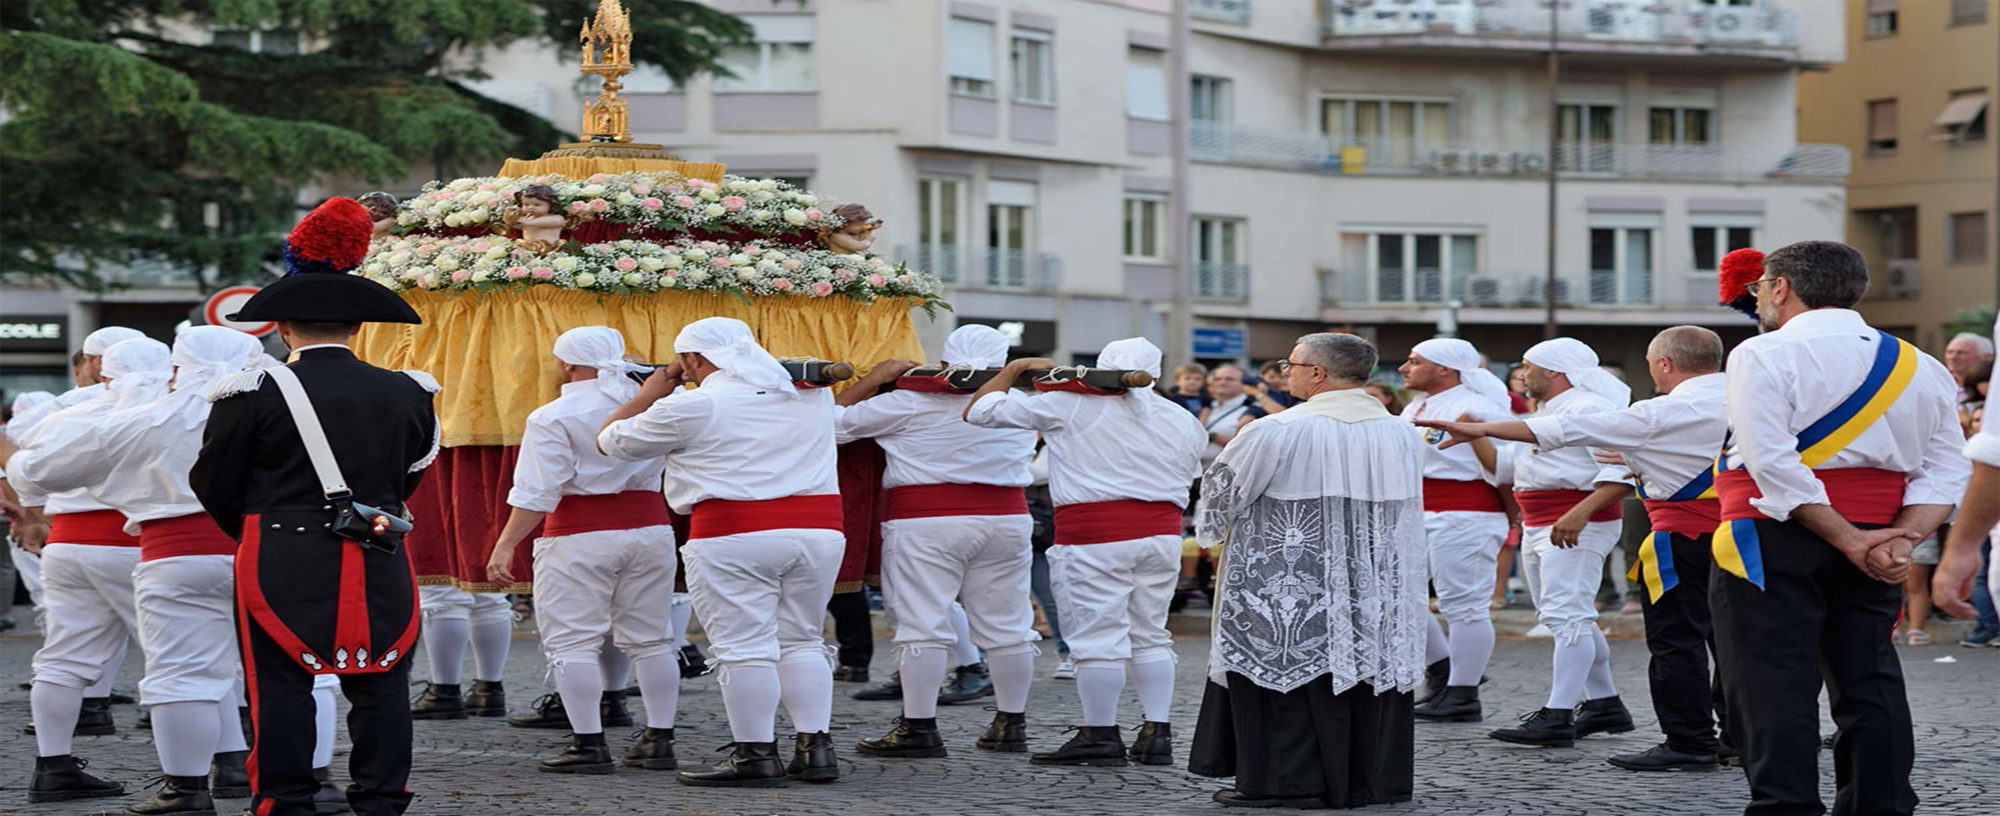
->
[1798, 0, 1997, 354]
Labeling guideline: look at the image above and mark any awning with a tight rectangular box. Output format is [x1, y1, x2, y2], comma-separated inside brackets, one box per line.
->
[1934, 93, 1988, 128]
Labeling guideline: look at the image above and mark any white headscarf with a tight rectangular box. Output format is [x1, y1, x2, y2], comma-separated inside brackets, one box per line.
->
[9, 391, 54, 419]
[943, 324, 1011, 368]
[1099, 337, 1164, 417]
[1411, 337, 1512, 414]
[100, 337, 174, 409]
[154, 327, 268, 428]
[82, 326, 144, 356]
[674, 317, 796, 395]
[554, 326, 647, 403]
[1523, 337, 1631, 407]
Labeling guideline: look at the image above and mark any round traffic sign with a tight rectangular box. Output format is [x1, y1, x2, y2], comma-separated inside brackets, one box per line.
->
[204, 285, 276, 336]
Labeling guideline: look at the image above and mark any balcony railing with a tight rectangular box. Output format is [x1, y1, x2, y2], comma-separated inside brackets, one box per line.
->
[1192, 0, 1252, 25]
[1321, 266, 1731, 311]
[1320, 0, 1800, 51]
[1194, 262, 1251, 302]
[896, 245, 1062, 292]
[1191, 121, 1849, 182]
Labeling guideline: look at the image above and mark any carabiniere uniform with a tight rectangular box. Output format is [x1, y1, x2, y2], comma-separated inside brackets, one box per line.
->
[190, 197, 438, 816]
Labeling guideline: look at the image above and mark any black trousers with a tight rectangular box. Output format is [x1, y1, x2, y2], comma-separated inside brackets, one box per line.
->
[827, 590, 874, 669]
[1640, 532, 1728, 754]
[1711, 520, 1916, 816]
[242, 619, 415, 816]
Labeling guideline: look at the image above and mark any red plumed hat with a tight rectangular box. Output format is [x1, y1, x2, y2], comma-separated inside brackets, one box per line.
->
[283, 197, 374, 275]
[228, 196, 420, 324]
[1717, 247, 1764, 319]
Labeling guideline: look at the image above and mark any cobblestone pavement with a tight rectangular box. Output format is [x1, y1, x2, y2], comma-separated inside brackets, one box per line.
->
[0, 610, 1992, 816]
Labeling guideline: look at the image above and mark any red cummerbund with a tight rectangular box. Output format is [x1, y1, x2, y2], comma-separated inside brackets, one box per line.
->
[1642, 498, 1722, 538]
[1422, 478, 1504, 513]
[688, 494, 844, 540]
[885, 483, 1029, 521]
[137, 513, 236, 561]
[1715, 467, 1905, 526]
[1053, 500, 1183, 546]
[1514, 489, 1625, 528]
[544, 490, 671, 538]
[47, 510, 140, 548]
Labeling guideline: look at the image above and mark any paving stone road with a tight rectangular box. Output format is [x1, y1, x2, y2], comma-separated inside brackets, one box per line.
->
[0, 608, 1992, 816]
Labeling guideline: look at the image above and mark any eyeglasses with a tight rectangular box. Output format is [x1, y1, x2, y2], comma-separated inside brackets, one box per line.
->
[1743, 276, 1778, 297]
[1273, 360, 1323, 375]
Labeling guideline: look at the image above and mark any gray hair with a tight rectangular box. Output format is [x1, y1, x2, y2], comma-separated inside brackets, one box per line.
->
[1763, 241, 1869, 309]
[1648, 325, 1724, 373]
[1948, 332, 1995, 356]
[1295, 332, 1376, 383]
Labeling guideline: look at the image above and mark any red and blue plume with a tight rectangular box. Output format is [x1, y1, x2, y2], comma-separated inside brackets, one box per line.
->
[1717, 247, 1764, 319]
[282, 197, 374, 275]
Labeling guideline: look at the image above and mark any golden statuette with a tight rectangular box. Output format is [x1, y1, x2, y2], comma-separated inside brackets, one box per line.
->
[578, 0, 635, 143]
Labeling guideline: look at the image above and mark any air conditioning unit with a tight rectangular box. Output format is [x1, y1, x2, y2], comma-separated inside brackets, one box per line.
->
[1465, 276, 1503, 306]
[1878, 260, 1921, 300]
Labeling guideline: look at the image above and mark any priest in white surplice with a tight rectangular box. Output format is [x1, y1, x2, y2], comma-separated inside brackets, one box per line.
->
[1188, 333, 1426, 810]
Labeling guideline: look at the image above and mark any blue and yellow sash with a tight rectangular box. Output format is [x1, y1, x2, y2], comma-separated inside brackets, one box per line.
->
[1629, 467, 1718, 602]
[1711, 329, 1919, 588]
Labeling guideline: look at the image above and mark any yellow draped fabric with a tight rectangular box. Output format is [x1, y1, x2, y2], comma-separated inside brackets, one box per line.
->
[352, 288, 927, 447]
[495, 156, 726, 182]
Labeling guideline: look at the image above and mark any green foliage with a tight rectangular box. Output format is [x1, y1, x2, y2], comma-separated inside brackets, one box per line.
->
[1945, 307, 1997, 342]
[0, 0, 750, 290]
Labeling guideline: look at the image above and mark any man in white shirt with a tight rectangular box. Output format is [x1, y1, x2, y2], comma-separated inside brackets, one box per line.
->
[1712, 241, 1963, 816]
[1199, 365, 1260, 467]
[1397, 337, 1511, 723]
[1935, 319, 2000, 627]
[484, 327, 680, 776]
[1420, 326, 1732, 772]
[964, 338, 1206, 767]
[834, 325, 1039, 759]
[598, 317, 843, 788]
[1486, 338, 1635, 748]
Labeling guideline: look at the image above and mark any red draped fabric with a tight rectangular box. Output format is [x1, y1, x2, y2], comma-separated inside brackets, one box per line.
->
[835, 440, 887, 594]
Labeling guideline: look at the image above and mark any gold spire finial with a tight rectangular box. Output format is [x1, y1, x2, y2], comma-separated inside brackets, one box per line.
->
[578, 0, 635, 143]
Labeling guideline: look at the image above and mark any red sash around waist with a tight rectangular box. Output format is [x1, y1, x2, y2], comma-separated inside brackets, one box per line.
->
[885, 483, 1029, 521]
[137, 513, 237, 561]
[47, 510, 140, 548]
[1715, 467, 1905, 526]
[688, 494, 844, 540]
[1421, 478, 1504, 513]
[1053, 500, 1182, 546]
[1642, 498, 1722, 538]
[1514, 489, 1625, 528]
[543, 490, 672, 538]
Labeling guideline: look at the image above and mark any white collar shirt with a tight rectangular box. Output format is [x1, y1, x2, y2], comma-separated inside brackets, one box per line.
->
[1402, 384, 1510, 483]
[966, 389, 1206, 508]
[1509, 387, 1633, 491]
[597, 370, 838, 515]
[507, 380, 668, 514]
[6, 395, 205, 533]
[1965, 319, 2000, 469]
[1526, 373, 1727, 498]
[833, 390, 1035, 489]
[1724, 309, 1968, 521]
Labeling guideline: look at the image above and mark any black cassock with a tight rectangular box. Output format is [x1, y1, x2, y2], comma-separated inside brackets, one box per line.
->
[192, 346, 437, 816]
[1190, 677, 1414, 809]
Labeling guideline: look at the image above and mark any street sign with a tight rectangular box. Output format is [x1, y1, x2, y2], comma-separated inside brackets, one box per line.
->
[202, 286, 276, 336]
[1191, 327, 1246, 358]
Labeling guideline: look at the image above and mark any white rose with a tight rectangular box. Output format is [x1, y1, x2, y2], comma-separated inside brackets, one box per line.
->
[662, 254, 685, 268]
[729, 253, 752, 265]
[682, 269, 709, 284]
[751, 211, 772, 223]
[552, 256, 580, 272]
[397, 213, 418, 226]
[736, 268, 758, 282]
[617, 193, 639, 206]
[703, 204, 726, 218]
[580, 184, 607, 198]
[575, 273, 597, 287]
[622, 272, 645, 287]
[809, 265, 833, 277]
[782, 209, 807, 226]
[434, 255, 461, 272]
[418, 273, 439, 289]
[765, 250, 788, 262]
[467, 208, 489, 222]
[638, 257, 666, 271]
[796, 194, 818, 207]
[471, 269, 493, 283]
[698, 188, 720, 202]
[443, 213, 464, 227]
[483, 246, 509, 261]
[684, 249, 708, 261]
[751, 190, 775, 203]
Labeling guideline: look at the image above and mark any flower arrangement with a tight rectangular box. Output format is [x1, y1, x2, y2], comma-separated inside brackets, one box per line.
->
[394, 172, 840, 236]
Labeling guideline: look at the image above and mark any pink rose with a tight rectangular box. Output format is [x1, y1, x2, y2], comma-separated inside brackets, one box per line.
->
[897, 274, 913, 284]
[437, 191, 456, 200]
[568, 201, 590, 213]
[588, 199, 610, 212]
[630, 183, 652, 195]
[641, 197, 664, 210]
[531, 267, 554, 279]
[864, 274, 885, 287]
[742, 245, 763, 256]
[772, 278, 794, 291]
[674, 195, 696, 209]
[468, 240, 490, 252]
[713, 257, 735, 267]
[699, 241, 722, 251]
[589, 173, 612, 184]
[808, 282, 834, 297]
[866, 257, 887, 268]
[614, 257, 639, 271]
[804, 208, 823, 221]
[689, 179, 715, 190]
[505, 266, 528, 279]
[451, 270, 470, 283]
[512, 248, 535, 259]
[722, 196, 747, 213]
[836, 270, 858, 283]
[781, 258, 802, 271]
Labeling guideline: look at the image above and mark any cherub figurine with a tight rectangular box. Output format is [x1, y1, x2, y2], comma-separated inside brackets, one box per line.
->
[503, 184, 572, 254]
[820, 203, 882, 255]
[358, 191, 399, 241]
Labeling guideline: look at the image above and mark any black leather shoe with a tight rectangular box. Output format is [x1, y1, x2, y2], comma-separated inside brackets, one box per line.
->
[409, 683, 467, 720]
[832, 665, 869, 683]
[126, 775, 213, 815]
[788, 732, 838, 782]
[137, 706, 153, 731]
[1717, 743, 1742, 768]
[107, 691, 138, 705]
[938, 662, 993, 705]
[976, 711, 1028, 753]
[1607, 742, 1719, 772]
[1489, 708, 1576, 748]
[1574, 695, 1635, 738]
[1417, 658, 1450, 706]
[1030, 726, 1129, 766]
[852, 672, 903, 701]
[29, 754, 125, 803]
[677, 644, 709, 679]
[210, 750, 250, 798]
[856, 717, 947, 758]
[78, 697, 116, 735]
[310, 767, 350, 814]
[1212, 788, 1333, 809]
[537, 732, 615, 775]
[600, 690, 634, 728]
[1414, 685, 1483, 723]
[464, 680, 505, 717]
[507, 693, 569, 729]
[624, 727, 677, 770]
[1128, 721, 1172, 766]
[678, 742, 788, 788]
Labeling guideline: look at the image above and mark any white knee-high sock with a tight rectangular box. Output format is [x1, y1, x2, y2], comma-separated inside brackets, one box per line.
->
[1583, 628, 1618, 700]
[151, 701, 221, 777]
[986, 648, 1034, 715]
[422, 617, 471, 685]
[1546, 638, 1593, 710]
[1076, 662, 1126, 727]
[899, 646, 950, 719]
[469, 616, 512, 682]
[1424, 615, 1450, 666]
[719, 664, 781, 743]
[553, 659, 605, 734]
[312, 685, 338, 769]
[31, 683, 84, 756]
[632, 653, 680, 729]
[1447, 618, 1495, 686]
[670, 594, 694, 649]
[777, 651, 832, 735]
[600, 636, 633, 690]
[948, 603, 980, 666]
[215, 695, 248, 753]
[1130, 657, 1175, 723]
[84, 638, 130, 697]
